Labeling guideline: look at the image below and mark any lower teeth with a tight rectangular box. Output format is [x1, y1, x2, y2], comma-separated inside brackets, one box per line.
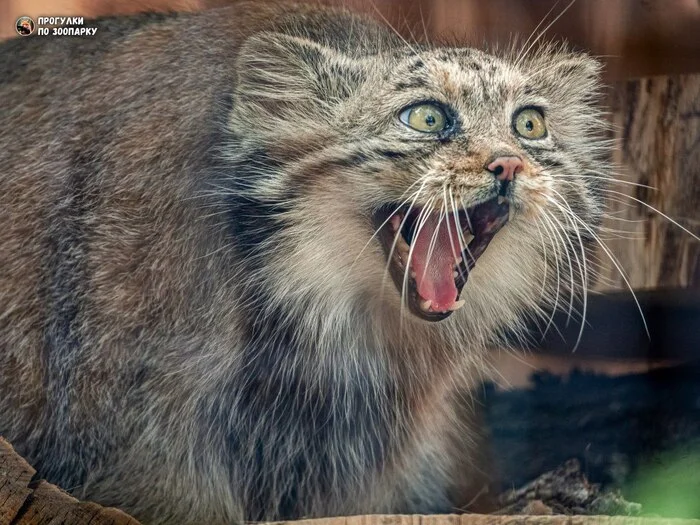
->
[449, 300, 465, 311]
[418, 298, 465, 313]
[388, 218, 471, 316]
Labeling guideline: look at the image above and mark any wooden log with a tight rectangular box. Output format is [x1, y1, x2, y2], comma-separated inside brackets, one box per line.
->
[0, 438, 33, 525]
[597, 74, 700, 291]
[0, 437, 140, 525]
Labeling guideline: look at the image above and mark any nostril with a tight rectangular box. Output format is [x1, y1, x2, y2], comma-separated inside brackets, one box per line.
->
[487, 156, 523, 182]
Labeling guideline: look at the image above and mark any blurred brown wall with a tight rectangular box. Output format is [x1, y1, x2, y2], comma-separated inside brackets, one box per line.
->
[429, 0, 700, 79]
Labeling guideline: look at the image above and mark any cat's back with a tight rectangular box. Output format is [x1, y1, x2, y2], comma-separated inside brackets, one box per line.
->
[0, 8, 245, 159]
[0, 8, 243, 314]
[0, 5, 262, 434]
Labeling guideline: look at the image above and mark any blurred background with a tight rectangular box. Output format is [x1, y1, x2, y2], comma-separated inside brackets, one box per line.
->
[2, 0, 700, 518]
[3, 0, 700, 79]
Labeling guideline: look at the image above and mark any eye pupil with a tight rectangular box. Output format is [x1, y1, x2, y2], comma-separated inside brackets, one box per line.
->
[425, 115, 436, 126]
[525, 120, 533, 132]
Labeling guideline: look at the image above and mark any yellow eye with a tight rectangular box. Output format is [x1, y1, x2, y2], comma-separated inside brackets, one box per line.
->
[399, 103, 448, 133]
[514, 108, 547, 139]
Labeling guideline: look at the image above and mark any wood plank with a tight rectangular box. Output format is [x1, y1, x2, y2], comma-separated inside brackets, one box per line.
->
[0, 438, 140, 525]
[597, 75, 700, 290]
[267, 514, 700, 525]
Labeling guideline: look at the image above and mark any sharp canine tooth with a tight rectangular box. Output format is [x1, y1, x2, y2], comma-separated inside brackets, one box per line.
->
[390, 215, 401, 231]
[410, 270, 416, 278]
[454, 256, 462, 265]
[420, 299, 432, 311]
[453, 271, 458, 278]
[397, 236, 409, 253]
[449, 300, 466, 311]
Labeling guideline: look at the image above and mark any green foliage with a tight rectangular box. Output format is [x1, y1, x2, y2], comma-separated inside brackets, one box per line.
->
[625, 444, 700, 519]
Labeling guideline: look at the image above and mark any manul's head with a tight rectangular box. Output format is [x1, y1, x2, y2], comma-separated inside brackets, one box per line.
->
[224, 9, 608, 345]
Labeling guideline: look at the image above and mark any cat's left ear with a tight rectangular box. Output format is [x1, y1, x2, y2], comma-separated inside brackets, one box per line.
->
[233, 32, 366, 132]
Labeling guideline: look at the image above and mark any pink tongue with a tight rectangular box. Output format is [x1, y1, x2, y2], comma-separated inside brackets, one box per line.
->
[411, 214, 463, 311]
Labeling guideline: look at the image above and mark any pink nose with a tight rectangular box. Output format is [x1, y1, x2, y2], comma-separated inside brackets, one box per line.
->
[487, 156, 523, 182]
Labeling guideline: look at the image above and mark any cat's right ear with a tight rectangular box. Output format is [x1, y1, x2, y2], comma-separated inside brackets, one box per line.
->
[526, 51, 603, 106]
[233, 32, 365, 133]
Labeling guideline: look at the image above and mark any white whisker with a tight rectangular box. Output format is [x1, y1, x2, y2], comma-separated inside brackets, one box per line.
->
[604, 189, 700, 242]
[515, 0, 577, 69]
[342, 177, 425, 285]
[544, 195, 650, 338]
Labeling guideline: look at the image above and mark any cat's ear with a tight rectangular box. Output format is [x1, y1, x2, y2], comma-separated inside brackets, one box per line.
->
[233, 32, 365, 129]
[527, 52, 602, 104]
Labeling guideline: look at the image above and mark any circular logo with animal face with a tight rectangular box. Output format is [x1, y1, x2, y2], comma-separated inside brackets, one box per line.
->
[16, 16, 35, 36]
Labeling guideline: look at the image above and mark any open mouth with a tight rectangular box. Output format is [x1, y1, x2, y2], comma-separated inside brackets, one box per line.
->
[374, 197, 510, 322]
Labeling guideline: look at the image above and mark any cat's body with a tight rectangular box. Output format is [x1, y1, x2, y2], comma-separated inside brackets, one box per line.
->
[0, 3, 607, 524]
